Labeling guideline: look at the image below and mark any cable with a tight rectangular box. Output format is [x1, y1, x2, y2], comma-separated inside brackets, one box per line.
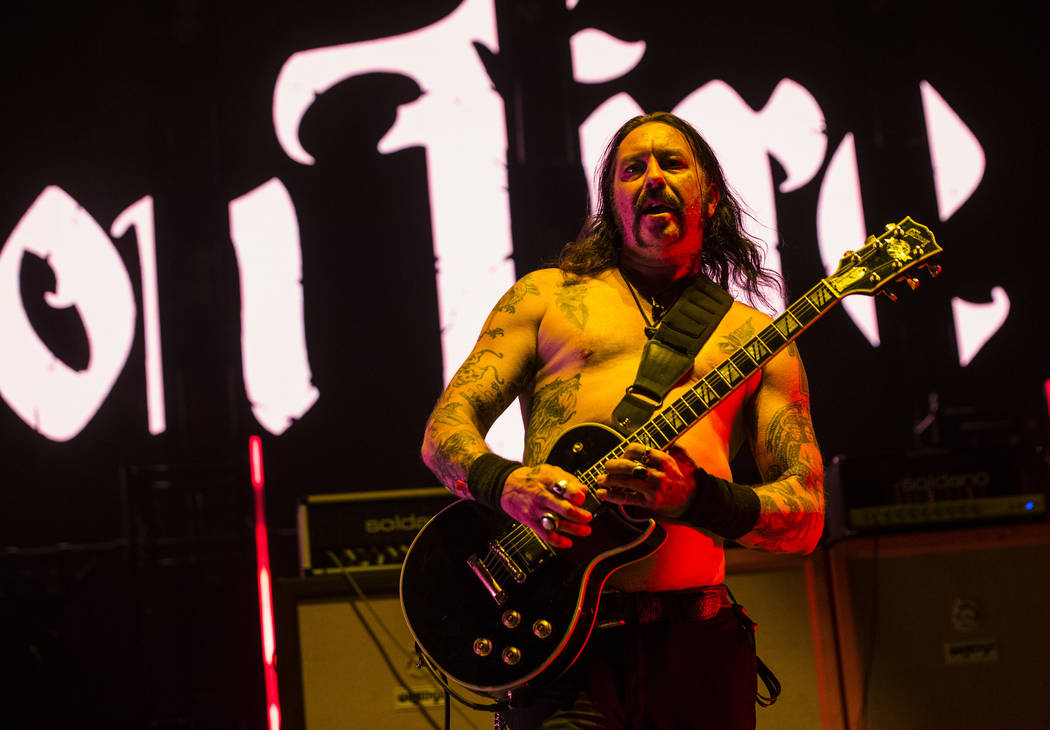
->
[326, 551, 445, 729]
[325, 551, 487, 730]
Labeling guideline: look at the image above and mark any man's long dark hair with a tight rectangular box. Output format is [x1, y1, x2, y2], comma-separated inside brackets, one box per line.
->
[557, 111, 781, 307]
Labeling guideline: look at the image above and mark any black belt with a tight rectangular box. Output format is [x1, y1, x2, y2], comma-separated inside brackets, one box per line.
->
[596, 585, 732, 628]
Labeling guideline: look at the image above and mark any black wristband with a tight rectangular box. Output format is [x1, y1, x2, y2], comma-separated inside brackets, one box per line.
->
[466, 453, 523, 511]
[681, 468, 761, 540]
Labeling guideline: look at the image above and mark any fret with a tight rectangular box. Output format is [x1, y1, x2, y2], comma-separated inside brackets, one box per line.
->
[648, 415, 673, 442]
[705, 372, 731, 398]
[759, 326, 787, 354]
[695, 380, 719, 407]
[809, 280, 838, 310]
[662, 406, 690, 434]
[730, 349, 758, 375]
[773, 311, 803, 339]
[717, 361, 741, 385]
[743, 336, 771, 364]
[790, 296, 820, 325]
[673, 397, 701, 420]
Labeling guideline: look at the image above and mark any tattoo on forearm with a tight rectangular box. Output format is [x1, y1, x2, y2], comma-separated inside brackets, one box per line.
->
[483, 327, 505, 339]
[430, 429, 486, 486]
[554, 281, 589, 331]
[523, 374, 581, 464]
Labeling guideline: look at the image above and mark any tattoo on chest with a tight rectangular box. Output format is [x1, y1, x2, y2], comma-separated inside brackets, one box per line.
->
[718, 317, 756, 354]
[523, 374, 581, 464]
[554, 282, 590, 331]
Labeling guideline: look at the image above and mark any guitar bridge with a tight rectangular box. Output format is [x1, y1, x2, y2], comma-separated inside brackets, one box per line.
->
[490, 541, 528, 583]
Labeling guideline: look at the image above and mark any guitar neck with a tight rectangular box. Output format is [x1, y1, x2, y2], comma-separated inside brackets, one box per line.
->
[577, 279, 841, 488]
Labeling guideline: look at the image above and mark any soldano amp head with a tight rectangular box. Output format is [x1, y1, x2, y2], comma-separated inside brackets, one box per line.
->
[825, 445, 1048, 540]
[297, 488, 457, 582]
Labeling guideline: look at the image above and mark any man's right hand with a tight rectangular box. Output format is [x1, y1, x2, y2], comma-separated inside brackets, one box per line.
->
[499, 465, 593, 549]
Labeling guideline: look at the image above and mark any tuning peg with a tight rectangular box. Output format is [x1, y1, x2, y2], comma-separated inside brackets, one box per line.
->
[904, 276, 921, 291]
[923, 263, 943, 277]
[880, 289, 899, 302]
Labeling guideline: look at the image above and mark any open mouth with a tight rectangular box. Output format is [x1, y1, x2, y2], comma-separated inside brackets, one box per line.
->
[642, 202, 675, 216]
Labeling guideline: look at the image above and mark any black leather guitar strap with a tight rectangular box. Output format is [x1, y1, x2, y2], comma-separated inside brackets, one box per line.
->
[612, 274, 733, 436]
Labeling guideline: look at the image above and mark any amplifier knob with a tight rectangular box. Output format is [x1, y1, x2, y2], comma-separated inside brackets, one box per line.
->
[532, 619, 552, 638]
[473, 638, 493, 657]
[501, 646, 522, 665]
[502, 610, 522, 628]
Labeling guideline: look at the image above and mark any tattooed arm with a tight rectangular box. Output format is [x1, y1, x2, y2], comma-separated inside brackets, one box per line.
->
[734, 342, 825, 554]
[421, 270, 593, 547]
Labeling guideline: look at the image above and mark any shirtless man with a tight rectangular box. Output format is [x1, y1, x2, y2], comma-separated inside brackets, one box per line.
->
[421, 112, 824, 729]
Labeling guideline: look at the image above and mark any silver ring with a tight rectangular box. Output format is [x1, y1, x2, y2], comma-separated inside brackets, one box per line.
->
[631, 462, 649, 480]
[551, 480, 568, 498]
[540, 513, 559, 532]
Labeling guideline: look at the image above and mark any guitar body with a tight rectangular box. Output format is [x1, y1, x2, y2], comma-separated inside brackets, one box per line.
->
[400, 423, 667, 701]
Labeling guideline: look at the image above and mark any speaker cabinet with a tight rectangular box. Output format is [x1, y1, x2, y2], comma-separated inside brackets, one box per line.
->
[274, 574, 494, 730]
[828, 521, 1050, 730]
[725, 548, 845, 729]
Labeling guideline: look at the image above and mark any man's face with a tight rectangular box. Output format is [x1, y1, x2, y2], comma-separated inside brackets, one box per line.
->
[612, 122, 719, 271]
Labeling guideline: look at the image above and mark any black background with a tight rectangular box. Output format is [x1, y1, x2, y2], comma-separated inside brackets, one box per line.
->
[1, 0, 1047, 726]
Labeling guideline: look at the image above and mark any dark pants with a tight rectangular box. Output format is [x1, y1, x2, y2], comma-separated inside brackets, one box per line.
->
[500, 606, 757, 729]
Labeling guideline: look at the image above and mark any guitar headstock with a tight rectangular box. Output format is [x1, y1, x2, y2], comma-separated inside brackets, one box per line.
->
[826, 217, 942, 300]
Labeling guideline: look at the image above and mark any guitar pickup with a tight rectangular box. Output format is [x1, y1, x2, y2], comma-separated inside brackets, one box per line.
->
[466, 554, 508, 605]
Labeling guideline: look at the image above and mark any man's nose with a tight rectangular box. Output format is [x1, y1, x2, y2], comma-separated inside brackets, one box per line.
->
[643, 159, 666, 189]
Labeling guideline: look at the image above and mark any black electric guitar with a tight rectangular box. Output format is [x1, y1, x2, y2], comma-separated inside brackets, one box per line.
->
[400, 217, 941, 703]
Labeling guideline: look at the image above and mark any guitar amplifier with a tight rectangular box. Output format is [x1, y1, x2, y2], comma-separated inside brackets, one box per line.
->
[824, 446, 1048, 539]
[296, 488, 457, 585]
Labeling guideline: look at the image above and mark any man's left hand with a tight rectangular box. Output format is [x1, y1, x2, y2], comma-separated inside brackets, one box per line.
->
[597, 443, 695, 517]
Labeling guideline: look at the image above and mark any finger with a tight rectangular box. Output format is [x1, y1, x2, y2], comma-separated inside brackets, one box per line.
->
[596, 486, 646, 506]
[549, 501, 594, 526]
[602, 457, 649, 478]
[548, 476, 588, 507]
[534, 514, 588, 548]
[623, 443, 664, 466]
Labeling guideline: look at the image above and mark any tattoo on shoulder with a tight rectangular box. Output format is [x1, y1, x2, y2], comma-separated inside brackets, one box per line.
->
[497, 278, 541, 314]
[718, 317, 756, 354]
[522, 374, 581, 464]
[554, 280, 589, 330]
[483, 327, 505, 339]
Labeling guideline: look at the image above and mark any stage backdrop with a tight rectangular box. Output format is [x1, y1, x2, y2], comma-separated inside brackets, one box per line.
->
[0, 0, 1047, 724]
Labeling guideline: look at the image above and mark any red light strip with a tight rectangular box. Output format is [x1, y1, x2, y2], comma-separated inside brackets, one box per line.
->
[249, 435, 281, 730]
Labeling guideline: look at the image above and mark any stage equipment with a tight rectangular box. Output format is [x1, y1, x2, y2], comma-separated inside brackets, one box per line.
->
[828, 522, 1050, 729]
[825, 447, 1047, 539]
[296, 487, 456, 580]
